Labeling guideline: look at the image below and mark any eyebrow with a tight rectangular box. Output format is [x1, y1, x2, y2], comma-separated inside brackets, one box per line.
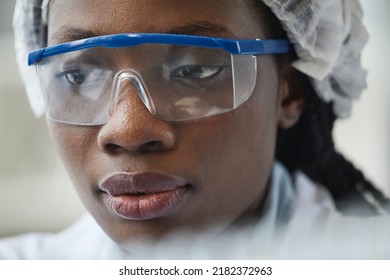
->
[50, 21, 235, 44]
[162, 21, 233, 37]
[50, 27, 99, 44]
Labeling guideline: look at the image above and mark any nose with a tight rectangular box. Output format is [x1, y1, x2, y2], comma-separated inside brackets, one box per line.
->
[97, 80, 176, 154]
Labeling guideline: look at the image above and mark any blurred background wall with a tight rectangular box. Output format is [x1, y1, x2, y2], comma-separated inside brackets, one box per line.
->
[0, 0, 389, 238]
[0, 1, 85, 238]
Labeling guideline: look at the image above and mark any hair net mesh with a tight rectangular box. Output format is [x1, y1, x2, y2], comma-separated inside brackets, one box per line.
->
[13, 0, 368, 119]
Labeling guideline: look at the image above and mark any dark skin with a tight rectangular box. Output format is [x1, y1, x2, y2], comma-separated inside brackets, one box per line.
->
[47, 0, 303, 250]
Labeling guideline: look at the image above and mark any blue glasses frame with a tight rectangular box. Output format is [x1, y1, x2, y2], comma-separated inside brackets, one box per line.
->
[28, 33, 290, 65]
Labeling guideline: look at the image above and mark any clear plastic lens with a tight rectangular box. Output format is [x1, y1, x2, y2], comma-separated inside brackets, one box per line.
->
[36, 45, 257, 125]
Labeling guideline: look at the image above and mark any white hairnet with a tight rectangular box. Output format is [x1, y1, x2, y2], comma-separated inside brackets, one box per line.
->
[13, 0, 47, 117]
[13, 0, 368, 118]
[261, 0, 368, 118]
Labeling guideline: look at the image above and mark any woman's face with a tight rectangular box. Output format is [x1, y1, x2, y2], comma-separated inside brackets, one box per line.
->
[47, 0, 287, 248]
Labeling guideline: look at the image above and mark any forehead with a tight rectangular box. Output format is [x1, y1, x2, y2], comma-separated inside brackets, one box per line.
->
[48, 0, 266, 43]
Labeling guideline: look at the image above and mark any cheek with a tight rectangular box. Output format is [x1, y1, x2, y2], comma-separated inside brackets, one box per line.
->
[186, 103, 276, 177]
[47, 122, 99, 196]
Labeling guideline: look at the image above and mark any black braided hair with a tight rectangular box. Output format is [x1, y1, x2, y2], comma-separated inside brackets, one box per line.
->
[275, 74, 390, 216]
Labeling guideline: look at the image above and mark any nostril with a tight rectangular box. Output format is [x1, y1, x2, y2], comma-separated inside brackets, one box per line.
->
[139, 140, 166, 152]
[103, 143, 123, 155]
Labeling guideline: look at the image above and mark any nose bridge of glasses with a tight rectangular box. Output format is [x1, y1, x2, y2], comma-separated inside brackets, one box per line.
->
[110, 69, 156, 116]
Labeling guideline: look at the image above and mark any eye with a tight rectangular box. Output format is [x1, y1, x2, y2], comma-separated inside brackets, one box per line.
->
[53, 64, 113, 101]
[172, 65, 224, 80]
[62, 70, 86, 85]
[56, 68, 107, 86]
[55, 68, 89, 86]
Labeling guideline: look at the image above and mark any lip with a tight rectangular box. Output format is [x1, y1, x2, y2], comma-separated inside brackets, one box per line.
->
[99, 172, 190, 220]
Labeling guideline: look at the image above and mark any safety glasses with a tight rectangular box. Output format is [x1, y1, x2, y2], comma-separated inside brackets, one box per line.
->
[28, 33, 290, 125]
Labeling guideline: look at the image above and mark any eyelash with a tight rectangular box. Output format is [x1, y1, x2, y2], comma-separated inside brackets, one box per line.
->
[171, 65, 225, 80]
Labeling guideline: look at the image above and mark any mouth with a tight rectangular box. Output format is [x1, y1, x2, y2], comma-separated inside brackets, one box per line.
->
[99, 172, 190, 220]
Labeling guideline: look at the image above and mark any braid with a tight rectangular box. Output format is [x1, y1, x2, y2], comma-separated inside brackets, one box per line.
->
[276, 74, 390, 216]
